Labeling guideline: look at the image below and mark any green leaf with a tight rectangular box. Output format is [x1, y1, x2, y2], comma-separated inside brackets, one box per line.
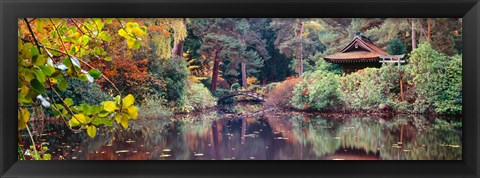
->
[30, 46, 39, 60]
[86, 125, 97, 138]
[102, 101, 117, 112]
[30, 78, 45, 94]
[57, 79, 68, 91]
[91, 117, 103, 126]
[39, 65, 53, 76]
[64, 98, 74, 107]
[97, 110, 109, 117]
[43, 154, 51, 160]
[36, 19, 44, 33]
[52, 108, 61, 116]
[88, 69, 101, 78]
[122, 94, 135, 108]
[33, 69, 45, 83]
[104, 56, 113, 61]
[34, 55, 45, 66]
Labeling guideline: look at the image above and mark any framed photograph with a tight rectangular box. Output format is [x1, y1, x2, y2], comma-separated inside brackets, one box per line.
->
[1, 0, 479, 177]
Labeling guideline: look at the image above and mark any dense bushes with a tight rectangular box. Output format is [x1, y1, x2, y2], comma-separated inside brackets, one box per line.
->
[58, 78, 111, 105]
[338, 68, 386, 111]
[291, 71, 342, 110]
[406, 43, 462, 114]
[138, 95, 173, 120]
[180, 83, 217, 112]
[287, 43, 462, 115]
[159, 57, 190, 104]
[264, 77, 301, 108]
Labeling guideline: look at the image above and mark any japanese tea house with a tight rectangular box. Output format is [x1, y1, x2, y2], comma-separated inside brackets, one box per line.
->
[324, 32, 406, 75]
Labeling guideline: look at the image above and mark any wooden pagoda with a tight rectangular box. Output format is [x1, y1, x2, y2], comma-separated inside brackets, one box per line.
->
[324, 33, 406, 75]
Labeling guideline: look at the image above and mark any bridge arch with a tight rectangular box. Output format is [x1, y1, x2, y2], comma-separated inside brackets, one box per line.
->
[217, 92, 265, 104]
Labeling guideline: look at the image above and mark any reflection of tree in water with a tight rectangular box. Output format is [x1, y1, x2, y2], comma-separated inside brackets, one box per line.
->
[289, 115, 341, 158]
[380, 115, 462, 160]
[42, 104, 461, 160]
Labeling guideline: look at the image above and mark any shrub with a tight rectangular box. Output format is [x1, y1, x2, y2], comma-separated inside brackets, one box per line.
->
[186, 83, 217, 111]
[138, 95, 173, 120]
[307, 52, 342, 75]
[58, 78, 110, 105]
[406, 43, 462, 115]
[212, 89, 236, 104]
[338, 68, 386, 111]
[264, 77, 301, 108]
[230, 83, 241, 91]
[149, 57, 190, 104]
[291, 71, 341, 110]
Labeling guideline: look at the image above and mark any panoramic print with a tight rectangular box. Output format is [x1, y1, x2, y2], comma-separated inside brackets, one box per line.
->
[17, 18, 462, 160]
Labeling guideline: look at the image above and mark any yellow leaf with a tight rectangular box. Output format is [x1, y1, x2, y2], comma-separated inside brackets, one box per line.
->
[71, 114, 86, 124]
[103, 101, 117, 112]
[120, 115, 129, 129]
[127, 106, 138, 119]
[18, 109, 30, 130]
[122, 94, 135, 108]
[115, 114, 122, 123]
[86, 125, 97, 138]
[118, 29, 127, 37]
[126, 39, 135, 49]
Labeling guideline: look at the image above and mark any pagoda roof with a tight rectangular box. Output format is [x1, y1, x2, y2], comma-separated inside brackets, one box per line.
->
[324, 35, 398, 63]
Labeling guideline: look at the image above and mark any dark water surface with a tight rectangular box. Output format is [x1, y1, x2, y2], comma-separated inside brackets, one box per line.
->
[27, 103, 462, 160]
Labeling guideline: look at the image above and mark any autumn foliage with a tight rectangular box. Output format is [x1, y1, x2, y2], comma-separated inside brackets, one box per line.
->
[264, 77, 301, 108]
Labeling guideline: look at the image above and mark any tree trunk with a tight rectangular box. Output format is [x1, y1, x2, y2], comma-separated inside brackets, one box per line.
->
[297, 20, 304, 76]
[241, 62, 247, 89]
[211, 121, 220, 160]
[211, 50, 220, 91]
[411, 20, 417, 50]
[171, 18, 187, 58]
[427, 18, 431, 43]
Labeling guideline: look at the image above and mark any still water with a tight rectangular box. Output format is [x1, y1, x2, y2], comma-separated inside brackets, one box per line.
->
[30, 103, 462, 160]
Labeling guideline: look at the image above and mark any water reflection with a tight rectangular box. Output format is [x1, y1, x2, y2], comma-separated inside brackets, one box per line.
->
[30, 104, 462, 160]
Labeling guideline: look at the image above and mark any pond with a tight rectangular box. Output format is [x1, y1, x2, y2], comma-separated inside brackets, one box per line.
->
[25, 103, 462, 160]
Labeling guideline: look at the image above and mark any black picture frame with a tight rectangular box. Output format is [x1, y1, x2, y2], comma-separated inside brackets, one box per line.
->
[1, 0, 479, 177]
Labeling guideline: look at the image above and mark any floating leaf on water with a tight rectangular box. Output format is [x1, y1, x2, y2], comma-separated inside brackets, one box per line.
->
[160, 154, 171, 158]
[115, 150, 129, 154]
[194, 153, 204, 157]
